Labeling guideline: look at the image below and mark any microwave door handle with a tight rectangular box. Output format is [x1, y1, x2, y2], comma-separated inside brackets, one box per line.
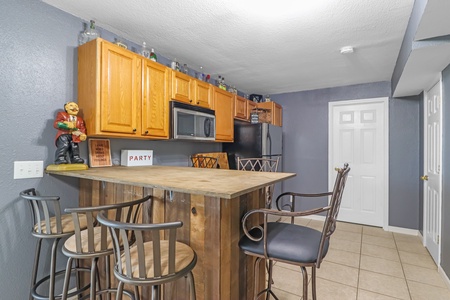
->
[204, 118, 211, 137]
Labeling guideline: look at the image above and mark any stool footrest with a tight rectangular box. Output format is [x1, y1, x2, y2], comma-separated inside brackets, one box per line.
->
[31, 267, 91, 300]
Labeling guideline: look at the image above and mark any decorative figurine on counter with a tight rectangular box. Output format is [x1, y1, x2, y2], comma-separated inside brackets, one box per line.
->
[53, 101, 87, 165]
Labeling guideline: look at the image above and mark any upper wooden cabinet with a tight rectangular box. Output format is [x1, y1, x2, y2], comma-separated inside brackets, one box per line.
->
[171, 70, 192, 104]
[212, 87, 234, 142]
[234, 95, 247, 120]
[171, 70, 212, 109]
[257, 101, 283, 126]
[193, 79, 213, 108]
[77, 38, 169, 139]
[142, 59, 171, 138]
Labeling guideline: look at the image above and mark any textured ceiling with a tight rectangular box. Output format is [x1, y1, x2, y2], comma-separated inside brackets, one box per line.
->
[42, 0, 414, 96]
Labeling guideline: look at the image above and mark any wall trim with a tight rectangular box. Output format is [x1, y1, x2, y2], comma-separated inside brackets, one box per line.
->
[385, 225, 419, 236]
[439, 265, 450, 290]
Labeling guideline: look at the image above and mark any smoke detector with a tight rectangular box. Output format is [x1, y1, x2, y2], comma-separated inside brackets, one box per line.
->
[340, 46, 354, 54]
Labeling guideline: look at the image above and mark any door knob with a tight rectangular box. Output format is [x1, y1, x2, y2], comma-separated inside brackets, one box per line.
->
[421, 175, 428, 181]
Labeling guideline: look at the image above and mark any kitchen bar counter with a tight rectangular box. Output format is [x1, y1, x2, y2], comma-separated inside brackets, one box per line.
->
[46, 165, 295, 199]
[47, 165, 296, 300]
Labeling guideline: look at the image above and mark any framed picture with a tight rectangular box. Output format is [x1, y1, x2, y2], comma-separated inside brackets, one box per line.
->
[88, 138, 112, 167]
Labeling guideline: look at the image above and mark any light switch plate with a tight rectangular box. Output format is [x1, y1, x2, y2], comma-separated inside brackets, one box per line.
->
[14, 161, 44, 179]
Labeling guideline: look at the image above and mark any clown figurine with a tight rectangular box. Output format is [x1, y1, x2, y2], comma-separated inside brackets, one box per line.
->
[53, 102, 87, 164]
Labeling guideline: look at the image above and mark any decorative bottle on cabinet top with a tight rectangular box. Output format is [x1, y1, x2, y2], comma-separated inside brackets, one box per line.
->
[150, 48, 157, 62]
[140, 42, 150, 59]
[78, 20, 100, 45]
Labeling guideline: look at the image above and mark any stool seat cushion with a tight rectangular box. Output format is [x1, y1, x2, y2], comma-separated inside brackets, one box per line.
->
[64, 226, 114, 254]
[120, 240, 195, 278]
[239, 222, 329, 263]
[34, 214, 88, 234]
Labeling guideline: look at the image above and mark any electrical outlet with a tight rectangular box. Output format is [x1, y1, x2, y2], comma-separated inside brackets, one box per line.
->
[14, 161, 44, 179]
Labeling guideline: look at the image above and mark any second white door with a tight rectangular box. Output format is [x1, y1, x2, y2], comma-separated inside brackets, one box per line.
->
[329, 98, 388, 227]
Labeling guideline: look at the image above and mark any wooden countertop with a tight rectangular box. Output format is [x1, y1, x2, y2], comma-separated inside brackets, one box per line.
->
[47, 165, 296, 199]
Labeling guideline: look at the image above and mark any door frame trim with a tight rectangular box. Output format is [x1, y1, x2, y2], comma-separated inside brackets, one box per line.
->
[423, 78, 443, 265]
[328, 97, 389, 229]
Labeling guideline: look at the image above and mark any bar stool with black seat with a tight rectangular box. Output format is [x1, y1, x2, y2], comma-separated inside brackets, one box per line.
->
[97, 210, 197, 300]
[239, 164, 350, 300]
[20, 188, 90, 300]
[60, 195, 152, 300]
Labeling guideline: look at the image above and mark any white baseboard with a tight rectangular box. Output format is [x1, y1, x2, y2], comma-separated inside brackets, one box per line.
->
[439, 265, 450, 290]
[385, 225, 420, 236]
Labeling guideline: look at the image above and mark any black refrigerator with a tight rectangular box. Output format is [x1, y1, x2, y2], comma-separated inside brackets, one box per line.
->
[223, 120, 283, 203]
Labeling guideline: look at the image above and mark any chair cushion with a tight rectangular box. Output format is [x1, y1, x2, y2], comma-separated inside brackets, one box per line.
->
[239, 222, 329, 263]
[121, 240, 195, 278]
[64, 226, 113, 254]
[34, 214, 88, 234]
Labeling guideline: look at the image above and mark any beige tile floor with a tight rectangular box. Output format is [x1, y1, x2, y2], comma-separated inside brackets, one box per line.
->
[267, 218, 450, 300]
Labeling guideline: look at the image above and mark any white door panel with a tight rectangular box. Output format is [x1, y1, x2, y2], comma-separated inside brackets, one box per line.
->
[329, 98, 388, 227]
[424, 80, 442, 265]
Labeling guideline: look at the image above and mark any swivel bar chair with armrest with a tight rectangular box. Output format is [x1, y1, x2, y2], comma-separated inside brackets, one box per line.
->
[60, 195, 152, 300]
[239, 164, 350, 300]
[20, 188, 90, 300]
[97, 210, 197, 300]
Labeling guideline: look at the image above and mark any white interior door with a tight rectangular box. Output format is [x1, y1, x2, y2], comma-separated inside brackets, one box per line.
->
[329, 98, 388, 227]
[423, 80, 442, 265]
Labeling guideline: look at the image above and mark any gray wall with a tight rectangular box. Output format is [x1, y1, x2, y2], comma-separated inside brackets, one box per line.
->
[441, 64, 450, 276]
[0, 0, 219, 298]
[272, 82, 422, 230]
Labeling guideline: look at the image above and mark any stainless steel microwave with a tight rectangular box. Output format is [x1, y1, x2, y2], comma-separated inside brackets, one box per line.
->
[170, 101, 216, 141]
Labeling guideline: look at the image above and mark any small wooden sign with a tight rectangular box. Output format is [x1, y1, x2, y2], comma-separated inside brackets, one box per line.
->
[88, 139, 112, 167]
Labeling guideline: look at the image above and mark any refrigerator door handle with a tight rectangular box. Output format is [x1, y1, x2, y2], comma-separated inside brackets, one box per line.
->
[267, 130, 272, 157]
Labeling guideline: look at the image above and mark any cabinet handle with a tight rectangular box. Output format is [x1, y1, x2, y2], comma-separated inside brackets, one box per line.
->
[133, 128, 137, 132]
[189, 99, 193, 103]
[191, 207, 197, 215]
[145, 131, 148, 135]
[197, 101, 200, 105]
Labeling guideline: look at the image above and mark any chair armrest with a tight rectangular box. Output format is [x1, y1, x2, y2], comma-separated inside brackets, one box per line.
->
[242, 206, 331, 242]
[275, 191, 333, 211]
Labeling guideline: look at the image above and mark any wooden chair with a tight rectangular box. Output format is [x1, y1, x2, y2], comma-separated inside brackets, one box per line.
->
[61, 195, 152, 300]
[237, 157, 280, 208]
[190, 155, 218, 168]
[239, 164, 350, 300]
[96, 210, 197, 300]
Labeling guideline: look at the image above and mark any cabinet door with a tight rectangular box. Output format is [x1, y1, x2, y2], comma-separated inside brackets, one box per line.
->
[272, 102, 283, 126]
[234, 95, 247, 120]
[171, 71, 193, 104]
[213, 87, 234, 142]
[194, 79, 212, 108]
[247, 100, 258, 121]
[142, 60, 170, 139]
[100, 42, 141, 135]
[257, 101, 283, 126]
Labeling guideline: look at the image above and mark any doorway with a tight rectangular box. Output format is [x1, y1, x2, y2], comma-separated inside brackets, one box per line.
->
[423, 80, 442, 265]
[329, 97, 388, 227]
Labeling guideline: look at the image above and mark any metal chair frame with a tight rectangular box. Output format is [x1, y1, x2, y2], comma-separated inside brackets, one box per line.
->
[20, 188, 90, 300]
[190, 155, 218, 168]
[61, 195, 152, 300]
[237, 157, 280, 208]
[239, 164, 350, 300]
[97, 211, 197, 300]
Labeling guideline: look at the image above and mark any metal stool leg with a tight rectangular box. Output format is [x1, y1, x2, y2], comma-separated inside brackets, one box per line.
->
[49, 238, 61, 300]
[30, 239, 43, 300]
[300, 266, 308, 300]
[188, 272, 196, 300]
